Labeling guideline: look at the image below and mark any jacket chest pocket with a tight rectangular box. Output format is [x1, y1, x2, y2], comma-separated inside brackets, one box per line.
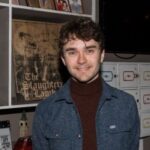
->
[46, 128, 72, 150]
[100, 124, 131, 150]
[106, 125, 131, 140]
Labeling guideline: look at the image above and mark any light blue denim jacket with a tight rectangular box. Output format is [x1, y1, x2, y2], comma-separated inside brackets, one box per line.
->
[32, 79, 140, 150]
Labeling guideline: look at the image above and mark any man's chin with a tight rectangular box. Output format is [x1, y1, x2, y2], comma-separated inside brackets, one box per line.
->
[72, 77, 89, 83]
[72, 76, 98, 84]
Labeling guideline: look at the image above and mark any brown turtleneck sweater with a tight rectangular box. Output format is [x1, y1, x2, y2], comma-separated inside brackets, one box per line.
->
[70, 77, 102, 150]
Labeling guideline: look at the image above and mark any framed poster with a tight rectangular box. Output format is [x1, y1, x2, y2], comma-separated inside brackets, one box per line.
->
[18, 0, 28, 6]
[0, 128, 12, 150]
[54, 0, 71, 12]
[12, 20, 63, 104]
[12, 0, 19, 5]
[69, 0, 83, 13]
[39, 0, 55, 9]
[26, 0, 40, 7]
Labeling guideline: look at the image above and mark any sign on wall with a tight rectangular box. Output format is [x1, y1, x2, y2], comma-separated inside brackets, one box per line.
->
[12, 20, 63, 104]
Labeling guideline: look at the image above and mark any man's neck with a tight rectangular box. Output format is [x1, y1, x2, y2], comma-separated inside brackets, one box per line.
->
[71, 74, 100, 85]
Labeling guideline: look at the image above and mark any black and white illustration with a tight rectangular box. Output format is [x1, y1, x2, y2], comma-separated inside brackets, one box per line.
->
[0, 128, 12, 150]
[12, 20, 63, 102]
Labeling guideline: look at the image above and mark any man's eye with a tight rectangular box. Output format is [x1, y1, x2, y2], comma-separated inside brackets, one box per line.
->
[66, 51, 77, 56]
[86, 49, 95, 54]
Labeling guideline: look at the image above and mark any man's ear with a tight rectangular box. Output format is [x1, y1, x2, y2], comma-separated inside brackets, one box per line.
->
[100, 49, 105, 63]
[61, 56, 66, 66]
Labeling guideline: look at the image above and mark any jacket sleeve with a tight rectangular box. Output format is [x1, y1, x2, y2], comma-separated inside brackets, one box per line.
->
[32, 104, 49, 150]
[129, 96, 140, 150]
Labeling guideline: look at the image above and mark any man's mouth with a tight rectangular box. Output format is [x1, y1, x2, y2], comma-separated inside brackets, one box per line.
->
[76, 66, 90, 71]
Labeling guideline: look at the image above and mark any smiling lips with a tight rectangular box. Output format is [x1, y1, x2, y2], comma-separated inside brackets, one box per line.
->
[76, 66, 91, 71]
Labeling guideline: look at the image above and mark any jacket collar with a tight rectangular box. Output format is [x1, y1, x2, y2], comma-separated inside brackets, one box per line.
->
[54, 79, 72, 103]
[54, 78, 117, 103]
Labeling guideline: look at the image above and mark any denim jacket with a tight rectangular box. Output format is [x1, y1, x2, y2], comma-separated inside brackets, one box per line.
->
[32, 79, 140, 150]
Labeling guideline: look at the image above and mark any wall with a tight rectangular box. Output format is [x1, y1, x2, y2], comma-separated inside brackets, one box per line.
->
[144, 137, 150, 150]
[104, 53, 150, 62]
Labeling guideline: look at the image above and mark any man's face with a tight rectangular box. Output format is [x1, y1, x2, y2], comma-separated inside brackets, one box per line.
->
[61, 37, 105, 83]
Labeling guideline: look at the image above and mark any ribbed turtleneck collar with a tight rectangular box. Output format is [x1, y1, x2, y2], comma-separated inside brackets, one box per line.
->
[70, 76, 102, 96]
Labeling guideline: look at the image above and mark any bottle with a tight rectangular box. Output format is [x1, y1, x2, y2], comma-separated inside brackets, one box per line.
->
[19, 111, 29, 138]
[13, 111, 32, 150]
[13, 136, 32, 150]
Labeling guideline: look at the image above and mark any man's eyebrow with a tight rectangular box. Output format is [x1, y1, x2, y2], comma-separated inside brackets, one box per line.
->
[64, 48, 76, 52]
[85, 45, 97, 49]
[63, 45, 97, 52]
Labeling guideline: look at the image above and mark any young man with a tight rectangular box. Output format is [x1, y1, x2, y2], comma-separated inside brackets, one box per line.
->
[32, 18, 140, 150]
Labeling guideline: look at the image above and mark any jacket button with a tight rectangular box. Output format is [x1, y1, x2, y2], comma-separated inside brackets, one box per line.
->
[78, 134, 81, 138]
[55, 134, 59, 137]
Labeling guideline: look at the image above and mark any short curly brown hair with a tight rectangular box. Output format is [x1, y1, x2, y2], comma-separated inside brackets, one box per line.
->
[58, 18, 105, 55]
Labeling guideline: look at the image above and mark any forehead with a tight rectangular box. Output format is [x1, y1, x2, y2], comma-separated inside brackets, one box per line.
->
[63, 38, 99, 49]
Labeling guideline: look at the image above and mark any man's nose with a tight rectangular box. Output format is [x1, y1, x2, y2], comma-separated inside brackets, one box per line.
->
[77, 52, 87, 64]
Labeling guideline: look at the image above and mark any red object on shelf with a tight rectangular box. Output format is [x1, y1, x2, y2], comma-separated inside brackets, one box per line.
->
[13, 136, 32, 150]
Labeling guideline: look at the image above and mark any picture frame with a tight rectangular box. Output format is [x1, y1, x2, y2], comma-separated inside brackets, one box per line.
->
[18, 0, 28, 6]
[54, 0, 71, 12]
[12, 19, 63, 104]
[39, 0, 55, 9]
[26, 0, 40, 8]
[12, 0, 19, 5]
[69, 0, 83, 14]
[0, 128, 12, 150]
